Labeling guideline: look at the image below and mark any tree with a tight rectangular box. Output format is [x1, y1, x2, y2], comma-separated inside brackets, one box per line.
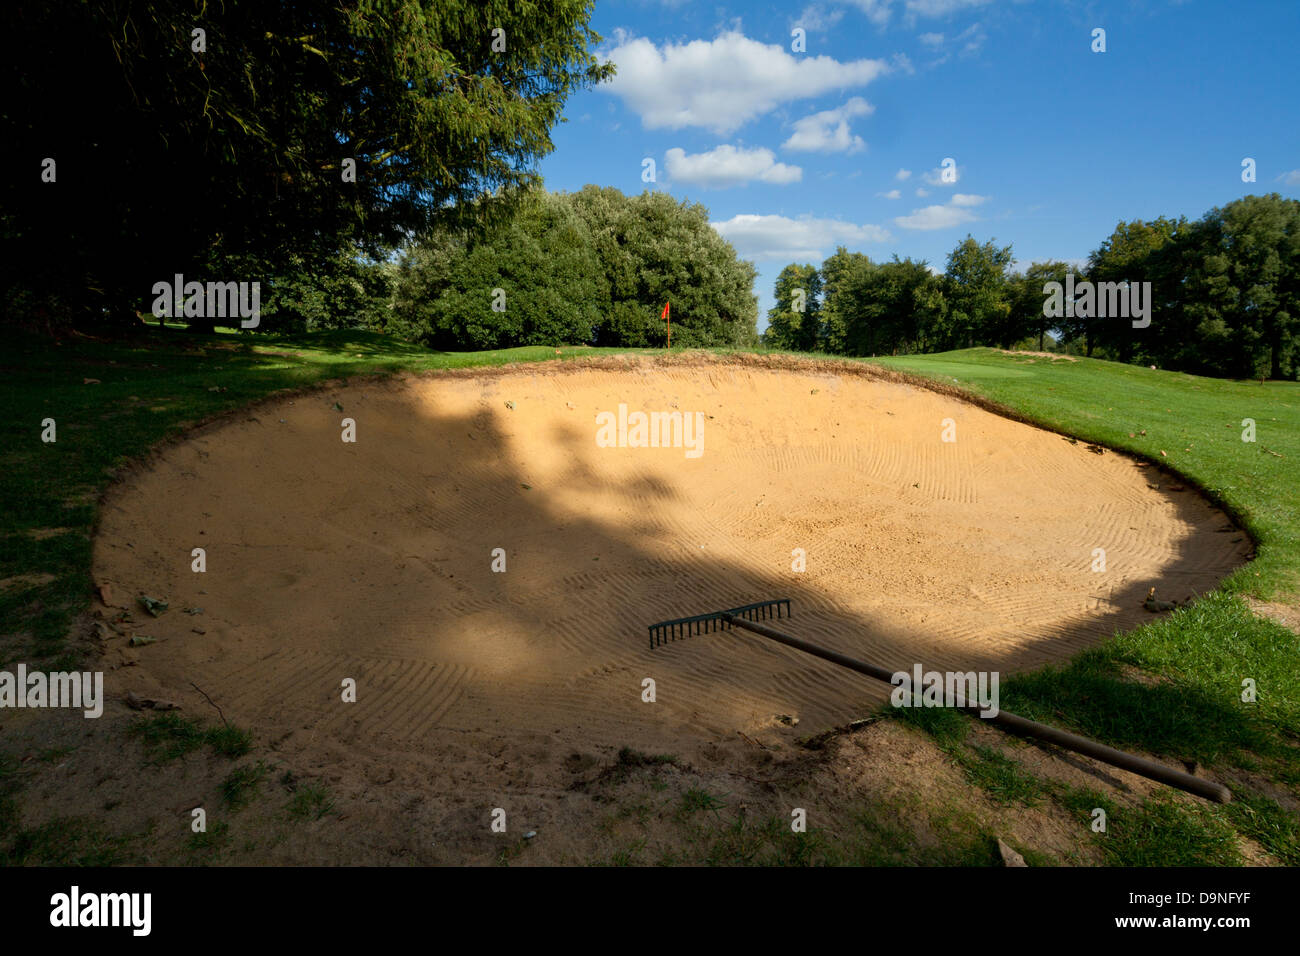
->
[819, 247, 873, 354]
[392, 186, 759, 350]
[567, 187, 758, 348]
[393, 189, 606, 349]
[1086, 216, 1187, 363]
[943, 236, 1014, 349]
[1174, 195, 1300, 379]
[0, 0, 613, 330]
[765, 264, 822, 350]
[1010, 261, 1076, 352]
[836, 256, 944, 355]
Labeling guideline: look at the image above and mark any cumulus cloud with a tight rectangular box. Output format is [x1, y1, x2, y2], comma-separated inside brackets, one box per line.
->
[893, 204, 976, 230]
[1277, 168, 1300, 185]
[877, 188, 902, 199]
[895, 168, 912, 181]
[602, 31, 891, 134]
[664, 145, 802, 187]
[915, 187, 930, 197]
[919, 32, 944, 46]
[894, 193, 988, 230]
[711, 214, 892, 261]
[782, 97, 874, 153]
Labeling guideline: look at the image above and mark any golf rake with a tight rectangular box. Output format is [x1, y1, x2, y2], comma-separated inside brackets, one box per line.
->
[647, 599, 1231, 804]
[647, 598, 791, 647]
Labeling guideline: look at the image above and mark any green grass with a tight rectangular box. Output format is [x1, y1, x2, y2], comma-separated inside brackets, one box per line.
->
[221, 761, 269, 811]
[127, 712, 253, 764]
[285, 782, 335, 821]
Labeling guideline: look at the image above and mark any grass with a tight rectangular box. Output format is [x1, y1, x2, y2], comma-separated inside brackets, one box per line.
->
[127, 712, 253, 764]
[285, 782, 335, 821]
[3, 329, 1298, 865]
[221, 761, 269, 811]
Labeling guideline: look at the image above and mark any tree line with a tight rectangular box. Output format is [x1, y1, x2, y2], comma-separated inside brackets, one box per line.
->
[764, 193, 1300, 380]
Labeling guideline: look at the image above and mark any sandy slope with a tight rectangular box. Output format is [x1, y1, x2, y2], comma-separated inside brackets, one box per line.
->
[90, 354, 1249, 860]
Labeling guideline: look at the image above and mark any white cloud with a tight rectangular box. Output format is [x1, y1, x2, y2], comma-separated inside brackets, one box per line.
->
[895, 168, 912, 181]
[711, 214, 892, 261]
[843, 0, 993, 25]
[782, 97, 874, 153]
[915, 187, 930, 197]
[846, 0, 893, 27]
[894, 204, 977, 230]
[664, 145, 802, 188]
[918, 22, 985, 56]
[954, 22, 987, 55]
[894, 193, 988, 230]
[922, 163, 961, 185]
[877, 189, 902, 199]
[904, 0, 993, 16]
[1278, 169, 1300, 185]
[794, 4, 845, 31]
[602, 31, 891, 134]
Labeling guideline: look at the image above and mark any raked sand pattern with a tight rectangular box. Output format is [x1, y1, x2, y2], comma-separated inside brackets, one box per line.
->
[94, 354, 1250, 762]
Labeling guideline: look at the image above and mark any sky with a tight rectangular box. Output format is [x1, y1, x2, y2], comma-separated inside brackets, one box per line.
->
[535, 0, 1300, 330]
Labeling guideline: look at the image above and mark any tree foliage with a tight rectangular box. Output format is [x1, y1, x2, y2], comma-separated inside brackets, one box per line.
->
[0, 0, 612, 328]
[391, 186, 759, 349]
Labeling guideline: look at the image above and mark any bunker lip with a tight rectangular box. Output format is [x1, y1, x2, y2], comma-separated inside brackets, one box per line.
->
[90, 353, 1250, 817]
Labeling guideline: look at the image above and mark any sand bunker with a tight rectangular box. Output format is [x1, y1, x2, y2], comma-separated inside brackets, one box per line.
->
[94, 355, 1249, 754]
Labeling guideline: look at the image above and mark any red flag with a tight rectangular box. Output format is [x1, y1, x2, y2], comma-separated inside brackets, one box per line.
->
[662, 302, 670, 348]
[660, 302, 670, 319]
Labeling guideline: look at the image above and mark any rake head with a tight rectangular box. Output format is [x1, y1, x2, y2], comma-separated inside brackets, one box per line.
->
[647, 599, 792, 648]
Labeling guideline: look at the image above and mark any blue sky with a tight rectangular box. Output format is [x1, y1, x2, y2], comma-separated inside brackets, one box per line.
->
[535, 0, 1300, 329]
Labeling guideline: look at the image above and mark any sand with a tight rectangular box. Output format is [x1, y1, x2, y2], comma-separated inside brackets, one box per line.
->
[90, 353, 1250, 858]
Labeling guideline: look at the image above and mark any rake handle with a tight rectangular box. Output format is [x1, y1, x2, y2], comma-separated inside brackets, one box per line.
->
[724, 614, 1232, 804]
